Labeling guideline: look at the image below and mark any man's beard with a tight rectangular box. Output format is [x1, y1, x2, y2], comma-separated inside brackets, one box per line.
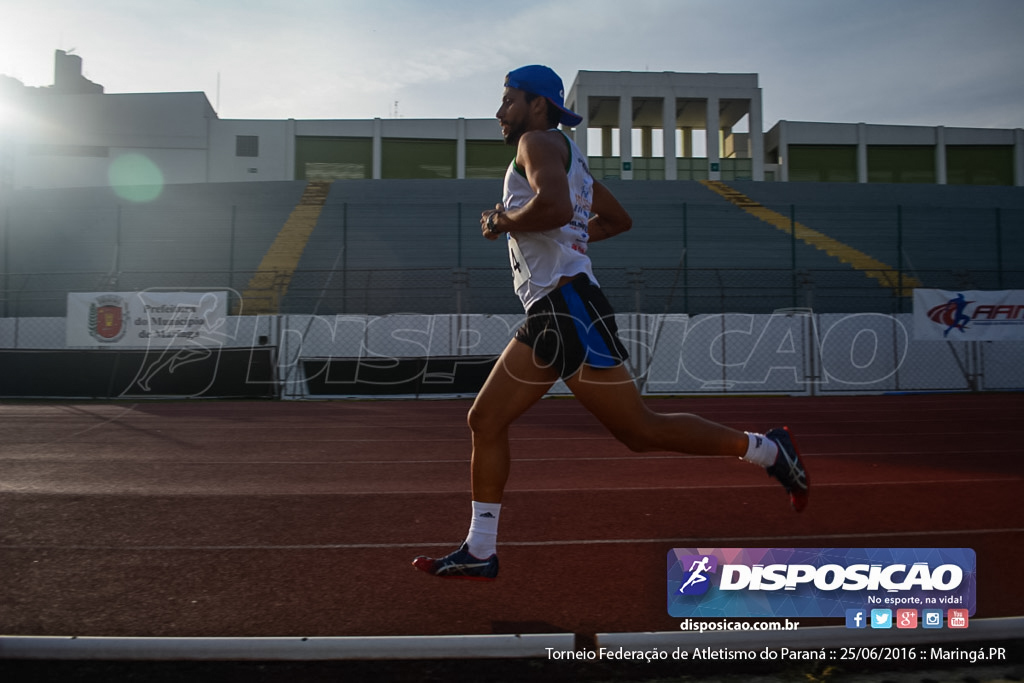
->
[502, 119, 527, 146]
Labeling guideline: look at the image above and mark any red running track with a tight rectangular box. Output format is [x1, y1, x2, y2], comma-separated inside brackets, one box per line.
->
[0, 394, 1021, 639]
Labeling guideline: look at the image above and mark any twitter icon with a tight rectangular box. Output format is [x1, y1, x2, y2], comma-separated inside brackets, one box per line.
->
[870, 609, 893, 629]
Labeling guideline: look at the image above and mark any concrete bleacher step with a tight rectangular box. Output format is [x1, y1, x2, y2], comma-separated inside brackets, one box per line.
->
[700, 180, 922, 297]
[235, 181, 333, 315]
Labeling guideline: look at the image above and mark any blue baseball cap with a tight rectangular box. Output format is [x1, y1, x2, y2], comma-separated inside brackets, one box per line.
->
[504, 65, 582, 127]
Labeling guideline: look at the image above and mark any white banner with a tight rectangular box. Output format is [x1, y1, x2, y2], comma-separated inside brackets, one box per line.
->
[913, 289, 1024, 341]
[66, 291, 229, 348]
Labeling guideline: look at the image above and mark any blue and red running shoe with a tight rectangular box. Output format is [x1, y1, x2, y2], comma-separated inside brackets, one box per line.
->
[765, 426, 809, 512]
[412, 543, 499, 580]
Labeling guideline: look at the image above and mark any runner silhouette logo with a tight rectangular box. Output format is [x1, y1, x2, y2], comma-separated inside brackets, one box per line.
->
[926, 293, 973, 337]
[677, 554, 718, 595]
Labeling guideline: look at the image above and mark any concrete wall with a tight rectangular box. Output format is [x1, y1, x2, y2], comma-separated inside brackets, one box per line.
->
[4, 313, 1020, 397]
[4, 83, 1022, 190]
[767, 120, 1024, 185]
[12, 92, 215, 189]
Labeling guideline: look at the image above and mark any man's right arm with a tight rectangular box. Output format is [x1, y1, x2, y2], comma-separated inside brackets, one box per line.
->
[480, 131, 573, 239]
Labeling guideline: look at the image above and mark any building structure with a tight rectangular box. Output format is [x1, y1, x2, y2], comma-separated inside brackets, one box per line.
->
[565, 70, 765, 181]
[1, 51, 1021, 191]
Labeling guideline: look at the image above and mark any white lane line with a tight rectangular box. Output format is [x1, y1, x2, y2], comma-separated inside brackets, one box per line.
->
[1, 475, 1020, 497]
[0, 449, 1016, 464]
[1, 475, 1019, 497]
[2, 527, 1021, 552]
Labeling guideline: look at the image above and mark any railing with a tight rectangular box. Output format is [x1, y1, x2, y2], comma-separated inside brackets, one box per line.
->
[2, 267, 1020, 319]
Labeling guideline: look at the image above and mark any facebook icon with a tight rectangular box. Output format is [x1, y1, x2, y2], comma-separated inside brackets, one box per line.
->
[845, 609, 867, 629]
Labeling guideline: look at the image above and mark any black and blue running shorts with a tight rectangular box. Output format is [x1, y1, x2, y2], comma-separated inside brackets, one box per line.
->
[514, 274, 630, 379]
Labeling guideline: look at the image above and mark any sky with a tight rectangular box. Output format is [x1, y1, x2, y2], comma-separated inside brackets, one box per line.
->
[1, 0, 1023, 131]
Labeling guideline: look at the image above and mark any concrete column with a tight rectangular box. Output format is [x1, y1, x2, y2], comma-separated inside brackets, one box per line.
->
[682, 128, 693, 157]
[573, 90, 588, 158]
[285, 118, 297, 181]
[641, 128, 653, 158]
[706, 96, 720, 180]
[602, 127, 613, 157]
[456, 117, 466, 179]
[372, 117, 382, 180]
[749, 91, 764, 181]
[778, 120, 788, 182]
[619, 94, 633, 180]
[1015, 128, 1024, 187]
[857, 122, 868, 183]
[663, 96, 677, 180]
[935, 125, 947, 185]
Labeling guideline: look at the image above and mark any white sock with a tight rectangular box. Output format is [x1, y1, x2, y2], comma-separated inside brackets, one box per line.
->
[742, 432, 779, 467]
[465, 501, 501, 558]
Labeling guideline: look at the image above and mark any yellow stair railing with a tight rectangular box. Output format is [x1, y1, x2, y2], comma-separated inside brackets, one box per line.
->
[235, 181, 332, 315]
[700, 180, 921, 297]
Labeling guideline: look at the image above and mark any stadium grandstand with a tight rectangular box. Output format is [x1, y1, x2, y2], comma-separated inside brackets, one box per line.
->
[0, 51, 1021, 398]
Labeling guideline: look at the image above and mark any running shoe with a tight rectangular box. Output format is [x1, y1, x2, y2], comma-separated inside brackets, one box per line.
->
[765, 426, 809, 512]
[412, 543, 499, 580]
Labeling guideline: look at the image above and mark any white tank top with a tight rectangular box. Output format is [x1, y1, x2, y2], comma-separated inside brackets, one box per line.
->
[502, 131, 597, 310]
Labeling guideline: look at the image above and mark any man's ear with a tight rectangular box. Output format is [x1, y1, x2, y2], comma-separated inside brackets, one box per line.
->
[529, 95, 548, 121]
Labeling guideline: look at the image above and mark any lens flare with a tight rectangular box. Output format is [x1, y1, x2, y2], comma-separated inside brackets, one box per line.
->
[108, 153, 164, 202]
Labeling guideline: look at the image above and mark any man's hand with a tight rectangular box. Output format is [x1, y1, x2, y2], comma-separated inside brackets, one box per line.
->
[482, 130, 573, 242]
[480, 203, 505, 240]
[586, 180, 632, 242]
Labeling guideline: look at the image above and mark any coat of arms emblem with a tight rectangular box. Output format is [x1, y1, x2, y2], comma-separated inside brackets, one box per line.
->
[89, 295, 129, 342]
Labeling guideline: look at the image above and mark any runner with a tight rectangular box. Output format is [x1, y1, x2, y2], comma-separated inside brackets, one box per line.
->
[413, 65, 809, 580]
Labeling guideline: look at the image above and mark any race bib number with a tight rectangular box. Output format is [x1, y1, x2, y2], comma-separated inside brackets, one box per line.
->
[507, 234, 531, 290]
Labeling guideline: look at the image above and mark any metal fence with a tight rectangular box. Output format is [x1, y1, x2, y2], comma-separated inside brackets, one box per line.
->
[4, 266, 1022, 320]
[2, 189, 1022, 396]
[267, 311, 1023, 398]
[3, 189, 1022, 320]
[3, 308, 1022, 398]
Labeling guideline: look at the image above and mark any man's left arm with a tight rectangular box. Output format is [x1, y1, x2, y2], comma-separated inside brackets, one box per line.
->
[587, 180, 632, 243]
